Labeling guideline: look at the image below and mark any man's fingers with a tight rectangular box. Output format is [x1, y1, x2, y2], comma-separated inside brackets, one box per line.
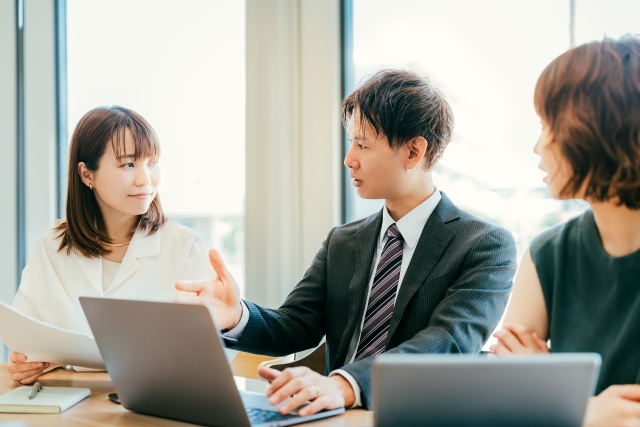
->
[208, 250, 229, 280]
[299, 395, 337, 417]
[267, 367, 306, 398]
[258, 367, 281, 384]
[266, 369, 292, 398]
[278, 387, 317, 414]
[174, 281, 206, 294]
[269, 375, 308, 405]
[174, 296, 205, 306]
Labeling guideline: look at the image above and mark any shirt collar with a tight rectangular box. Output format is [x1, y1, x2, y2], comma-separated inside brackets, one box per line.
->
[379, 189, 442, 250]
[126, 226, 162, 259]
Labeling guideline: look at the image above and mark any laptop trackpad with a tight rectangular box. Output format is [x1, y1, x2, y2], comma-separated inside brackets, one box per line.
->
[239, 390, 300, 414]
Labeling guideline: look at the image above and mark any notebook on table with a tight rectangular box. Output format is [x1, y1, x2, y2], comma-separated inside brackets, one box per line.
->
[0, 386, 90, 413]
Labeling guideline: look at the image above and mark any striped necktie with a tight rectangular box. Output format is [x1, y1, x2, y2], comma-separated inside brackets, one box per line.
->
[354, 223, 404, 361]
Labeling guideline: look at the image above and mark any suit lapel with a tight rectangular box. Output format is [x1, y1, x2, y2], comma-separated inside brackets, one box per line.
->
[333, 211, 382, 368]
[386, 193, 459, 344]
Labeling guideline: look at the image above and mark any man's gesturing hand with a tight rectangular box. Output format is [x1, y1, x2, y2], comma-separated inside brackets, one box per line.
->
[259, 366, 355, 417]
[175, 249, 243, 330]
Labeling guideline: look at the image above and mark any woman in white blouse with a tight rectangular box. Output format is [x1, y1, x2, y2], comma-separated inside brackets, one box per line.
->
[7, 106, 214, 384]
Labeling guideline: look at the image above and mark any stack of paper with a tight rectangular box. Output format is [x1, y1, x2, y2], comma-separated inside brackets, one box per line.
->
[0, 301, 105, 369]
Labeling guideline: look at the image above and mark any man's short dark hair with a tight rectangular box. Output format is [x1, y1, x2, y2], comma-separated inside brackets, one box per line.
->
[535, 34, 640, 208]
[341, 69, 454, 170]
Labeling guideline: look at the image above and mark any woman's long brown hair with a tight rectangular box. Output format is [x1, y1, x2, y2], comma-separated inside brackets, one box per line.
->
[56, 106, 166, 258]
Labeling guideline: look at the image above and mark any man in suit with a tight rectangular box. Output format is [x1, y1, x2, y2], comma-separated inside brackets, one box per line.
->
[176, 69, 517, 415]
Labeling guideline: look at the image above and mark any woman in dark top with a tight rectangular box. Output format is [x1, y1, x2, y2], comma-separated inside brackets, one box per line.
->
[491, 34, 640, 427]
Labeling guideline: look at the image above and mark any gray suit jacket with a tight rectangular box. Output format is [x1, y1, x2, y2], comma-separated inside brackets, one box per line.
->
[229, 193, 517, 409]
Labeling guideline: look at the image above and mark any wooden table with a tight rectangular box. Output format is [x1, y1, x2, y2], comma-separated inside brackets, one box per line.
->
[0, 364, 373, 426]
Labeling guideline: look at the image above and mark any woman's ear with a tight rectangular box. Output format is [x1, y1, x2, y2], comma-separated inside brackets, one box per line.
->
[78, 162, 94, 188]
[406, 136, 428, 170]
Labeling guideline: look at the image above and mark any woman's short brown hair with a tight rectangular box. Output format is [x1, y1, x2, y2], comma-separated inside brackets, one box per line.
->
[534, 34, 640, 208]
[341, 69, 454, 170]
[56, 106, 166, 258]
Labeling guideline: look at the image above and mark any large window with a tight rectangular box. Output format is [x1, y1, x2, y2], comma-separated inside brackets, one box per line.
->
[345, 0, 640, 350]
[66, 0, 246, 292]
[346, 0, 640, 259]
[574, 0, 640, 43]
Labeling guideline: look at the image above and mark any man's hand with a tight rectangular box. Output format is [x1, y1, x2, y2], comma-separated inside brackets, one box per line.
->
[6, 352, 49, 384]
[490, 322, 549, 355]
[585, 385, 640, 427]
[175, 249, 243, 330]
[259, 366, 355, 416]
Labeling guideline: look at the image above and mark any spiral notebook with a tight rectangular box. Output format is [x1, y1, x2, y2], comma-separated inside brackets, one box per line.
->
[0, 386, 91, 413]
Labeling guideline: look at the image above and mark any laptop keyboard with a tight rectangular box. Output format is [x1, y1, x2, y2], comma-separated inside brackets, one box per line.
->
[246, 407, 299, 425]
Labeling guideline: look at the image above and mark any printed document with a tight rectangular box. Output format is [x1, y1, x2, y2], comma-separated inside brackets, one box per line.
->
[0, 301, 105, 369]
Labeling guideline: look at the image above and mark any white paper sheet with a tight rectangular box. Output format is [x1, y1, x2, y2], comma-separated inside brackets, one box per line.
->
[0, 301, 105, 369]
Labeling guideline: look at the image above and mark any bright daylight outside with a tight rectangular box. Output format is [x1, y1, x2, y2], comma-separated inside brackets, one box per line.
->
[347, 0, 640, 349]
[66, 0, 246, 294]
[349, 0, 640, 259]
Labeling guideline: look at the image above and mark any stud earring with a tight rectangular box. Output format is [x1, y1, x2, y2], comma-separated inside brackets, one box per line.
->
[89, 183, 93, 190]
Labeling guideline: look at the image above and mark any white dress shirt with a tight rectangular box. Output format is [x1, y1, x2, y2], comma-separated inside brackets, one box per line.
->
[12, 220, 215, 336]
[225, 190, 442, 407]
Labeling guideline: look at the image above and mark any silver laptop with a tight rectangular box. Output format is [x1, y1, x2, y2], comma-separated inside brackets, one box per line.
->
[374, 353, 601, 427]
[79, 297, 344, 427]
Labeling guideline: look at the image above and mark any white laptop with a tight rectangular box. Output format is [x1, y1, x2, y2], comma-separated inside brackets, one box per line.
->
[374, 353, 601, 427]
[79, 297, 344, 427]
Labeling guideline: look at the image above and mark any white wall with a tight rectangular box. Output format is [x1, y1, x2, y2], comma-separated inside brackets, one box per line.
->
[24, 0, 58, 258]
[0, 0, 18, 363]
[0, 0, 59, 363]
[0, 0, 18, 305]
[299, 0, 343, 276]
[245, 0, 342, 308]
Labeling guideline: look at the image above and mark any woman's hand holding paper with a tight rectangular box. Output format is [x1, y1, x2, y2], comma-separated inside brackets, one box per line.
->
[6, 352, 50, 384]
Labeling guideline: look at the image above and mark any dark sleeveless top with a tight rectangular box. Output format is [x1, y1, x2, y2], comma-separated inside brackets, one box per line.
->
[530, 210, 640, 394]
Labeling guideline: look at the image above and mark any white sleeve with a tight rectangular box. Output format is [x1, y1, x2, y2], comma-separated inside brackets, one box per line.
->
[329, 369, 362, 408]
[11, 243, 44, 321]
[11, 289, 43, 321]
[222, 300, 250, 342]
[180, 236, 216, 282]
